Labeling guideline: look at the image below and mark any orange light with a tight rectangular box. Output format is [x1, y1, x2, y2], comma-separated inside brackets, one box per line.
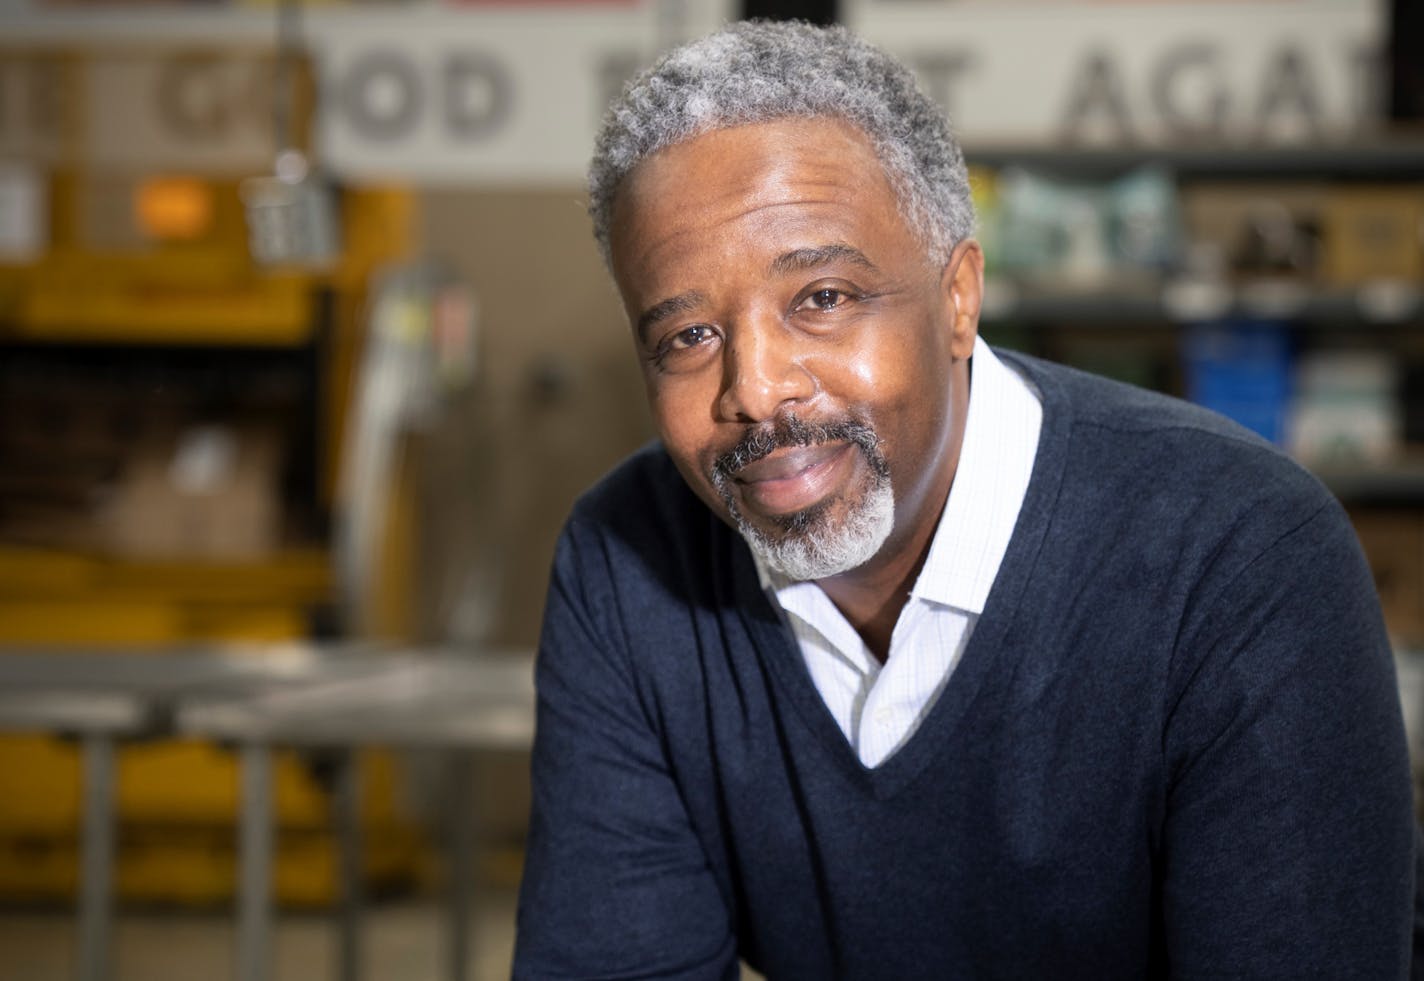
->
[135, 177, 213, 241]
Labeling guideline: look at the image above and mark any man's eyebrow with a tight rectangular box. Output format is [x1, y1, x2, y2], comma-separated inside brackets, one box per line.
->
[770, 244, 878, 276]
[636, 290, 705, 344]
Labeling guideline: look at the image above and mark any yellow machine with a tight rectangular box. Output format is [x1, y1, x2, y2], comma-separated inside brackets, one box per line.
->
[0, 152, 428, 904]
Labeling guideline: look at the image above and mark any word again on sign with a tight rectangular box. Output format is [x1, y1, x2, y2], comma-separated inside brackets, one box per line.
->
[1053, 43, 1379, 144]
[891, 37, 1379, 145]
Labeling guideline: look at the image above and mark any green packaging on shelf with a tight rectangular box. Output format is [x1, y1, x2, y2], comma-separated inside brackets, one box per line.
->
[994, 166, 1181, 288]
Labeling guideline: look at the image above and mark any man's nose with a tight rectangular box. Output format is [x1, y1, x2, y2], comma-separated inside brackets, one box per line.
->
[716, 317, 816, 423]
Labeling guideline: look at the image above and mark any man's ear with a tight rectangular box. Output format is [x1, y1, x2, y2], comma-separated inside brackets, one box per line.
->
[939, 238, 984, 362]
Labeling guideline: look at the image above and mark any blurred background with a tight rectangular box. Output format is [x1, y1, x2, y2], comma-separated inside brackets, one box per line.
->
[0, 0, 1420, 977]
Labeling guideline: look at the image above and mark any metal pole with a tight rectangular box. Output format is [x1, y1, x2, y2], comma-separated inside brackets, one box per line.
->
[78, 734, 115, 981]
[237, 742, 274, 981]
[335, 750, 362, 981]
[448, 750, 476, 981]
[273, 0, 303, 158]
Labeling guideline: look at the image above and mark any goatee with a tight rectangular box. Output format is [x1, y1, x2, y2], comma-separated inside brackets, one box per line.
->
[711, 413, 894, 581]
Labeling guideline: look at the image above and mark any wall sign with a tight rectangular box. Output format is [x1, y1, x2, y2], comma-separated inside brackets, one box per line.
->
[84, 50, 284, 171]
[311, 10, 673, 184]
[0, 1, 1388, 181]
[846, 0, 1384, 145]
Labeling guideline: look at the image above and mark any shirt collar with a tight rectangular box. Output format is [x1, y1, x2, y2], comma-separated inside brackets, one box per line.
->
[911, 338, 1041, 614]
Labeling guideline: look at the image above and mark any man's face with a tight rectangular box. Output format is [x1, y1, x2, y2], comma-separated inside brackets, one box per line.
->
[608, 117, 979, 582]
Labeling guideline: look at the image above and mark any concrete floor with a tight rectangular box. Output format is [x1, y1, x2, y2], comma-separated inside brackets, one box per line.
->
[0, 889, 518, 981]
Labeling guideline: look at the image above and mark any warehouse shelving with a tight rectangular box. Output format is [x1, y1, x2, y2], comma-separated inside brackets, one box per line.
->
[967, 137, 1424, 655]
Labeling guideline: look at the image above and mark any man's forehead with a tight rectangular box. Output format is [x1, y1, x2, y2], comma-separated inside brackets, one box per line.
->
[607, 122, 939, 325]
[610, 118, 891, 247]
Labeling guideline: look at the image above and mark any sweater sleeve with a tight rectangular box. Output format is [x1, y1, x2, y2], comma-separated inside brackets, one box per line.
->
[1161, 497, 1415, 979]
[513, 519, 738, 980]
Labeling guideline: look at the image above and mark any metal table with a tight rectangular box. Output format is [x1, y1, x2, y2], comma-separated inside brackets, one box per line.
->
[0, 645, 330, 981]
[175, 651, 535, 981]
[0, 687, 147, 981]
[0, 645, 535, 981]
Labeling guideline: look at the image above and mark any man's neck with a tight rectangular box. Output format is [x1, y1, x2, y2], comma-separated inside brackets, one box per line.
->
[817, 545, 934, 663]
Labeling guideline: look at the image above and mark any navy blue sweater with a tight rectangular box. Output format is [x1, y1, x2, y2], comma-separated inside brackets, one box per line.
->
[515, 352, 1415, 979]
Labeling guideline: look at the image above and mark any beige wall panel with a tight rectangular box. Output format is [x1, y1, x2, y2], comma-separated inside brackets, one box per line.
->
[0, 51, 72, 164]
[417, 188, 653, 648]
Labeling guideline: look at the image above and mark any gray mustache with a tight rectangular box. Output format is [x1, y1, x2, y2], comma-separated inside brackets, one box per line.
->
[712, 414, 885, 484]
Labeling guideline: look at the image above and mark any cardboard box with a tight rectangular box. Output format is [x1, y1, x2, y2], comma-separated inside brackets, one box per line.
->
[1321, 187, 1424, 286]
[1180, 182, 1327, 280]
[1348, 508, 1424, 648]
[102, 425, 283, 560]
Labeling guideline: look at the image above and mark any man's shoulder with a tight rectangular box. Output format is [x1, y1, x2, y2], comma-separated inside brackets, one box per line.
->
[1007, 349, 1327, 502]
[559, 440, 722, 576]
[569, 440, 695, 528]
[550, 441, 743, 659]
[1002, 349, 1345, 582]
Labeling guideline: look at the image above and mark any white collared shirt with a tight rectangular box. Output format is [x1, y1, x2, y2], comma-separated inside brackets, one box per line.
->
[760, 339, 1042, 768]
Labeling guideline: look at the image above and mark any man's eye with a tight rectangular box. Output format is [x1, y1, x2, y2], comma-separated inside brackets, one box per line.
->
[668, 324, 714, 350]
[802, 288, 850, 312]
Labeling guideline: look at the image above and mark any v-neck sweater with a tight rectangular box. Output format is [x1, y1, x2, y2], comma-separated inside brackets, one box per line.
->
[515, 351, 1414, 980]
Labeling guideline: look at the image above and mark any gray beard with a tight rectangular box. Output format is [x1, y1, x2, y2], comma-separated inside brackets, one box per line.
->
[709, 412, 895, 581]
[729, 477, 895, 581]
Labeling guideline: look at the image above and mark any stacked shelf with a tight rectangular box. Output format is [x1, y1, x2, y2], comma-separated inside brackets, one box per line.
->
[967, 138, 1424, 652]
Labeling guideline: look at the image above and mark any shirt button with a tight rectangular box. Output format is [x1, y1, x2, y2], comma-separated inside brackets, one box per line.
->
[876, 709, 894, 728]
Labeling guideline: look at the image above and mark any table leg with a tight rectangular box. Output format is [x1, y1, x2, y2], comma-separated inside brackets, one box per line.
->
[78, 734, 115, 981]
[335, 750, 362, 981]
[237, 742, 273, 981]
[448, 750, 476, 981]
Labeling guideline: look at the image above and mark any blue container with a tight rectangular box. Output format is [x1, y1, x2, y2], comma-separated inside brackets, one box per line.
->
[1181, 321, 1293, 445]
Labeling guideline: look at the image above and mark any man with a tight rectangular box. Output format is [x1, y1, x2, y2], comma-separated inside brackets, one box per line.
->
[514, 20, 1414, 979]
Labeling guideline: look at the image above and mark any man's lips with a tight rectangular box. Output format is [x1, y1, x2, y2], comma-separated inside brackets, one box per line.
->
[731, 442, 858, 516]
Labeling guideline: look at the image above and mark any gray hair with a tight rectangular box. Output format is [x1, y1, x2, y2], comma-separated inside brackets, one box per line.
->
[587, 19, 974, 268]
